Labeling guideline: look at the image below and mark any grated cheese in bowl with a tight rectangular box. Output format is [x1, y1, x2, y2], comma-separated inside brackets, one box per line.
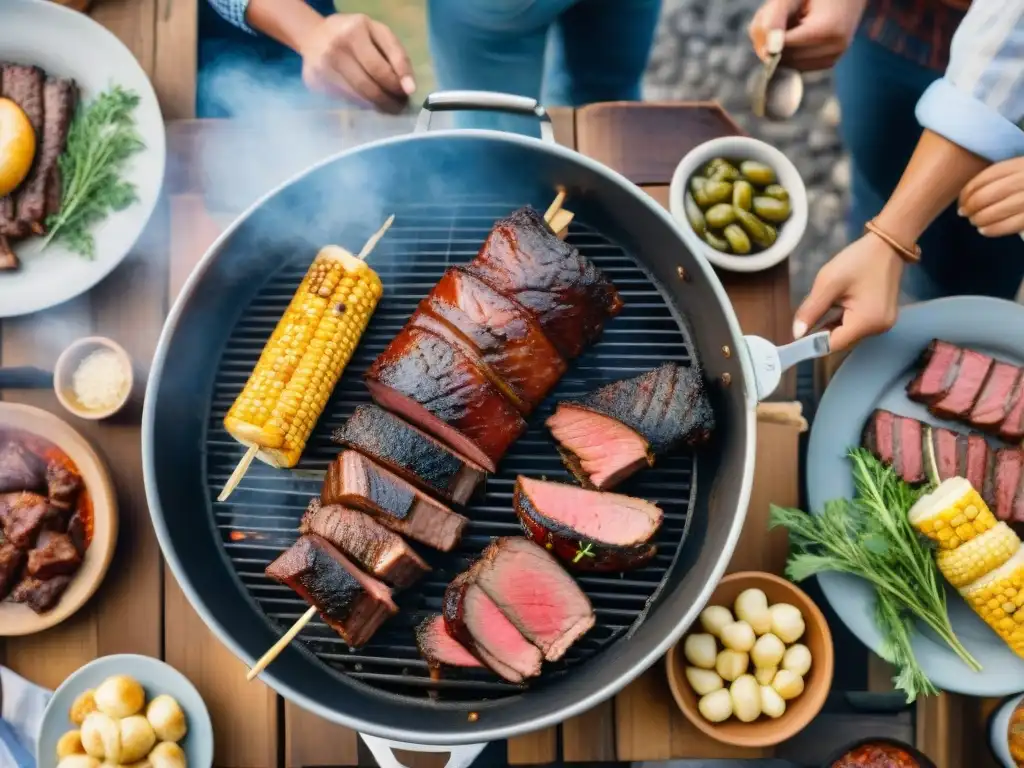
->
[72, 349, 130, 412]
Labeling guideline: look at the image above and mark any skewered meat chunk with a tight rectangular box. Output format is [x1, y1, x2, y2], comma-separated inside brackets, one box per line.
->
[0, 442, 46, 494]
[514, 476, 663, 571]
[331, 404, 485, 505]
[265, 534, 398, 648]
[468, 537, 594, 662]
[548, 363, 715, 489]
[321, 450, 467, 552]
[0, 492, 49, 549]
[10, 574, 71, 613]
[0, 542, 25, 600]
[443, 572, 542, 683]
[906, 339, 962, 405]
[47, 461, 83, 511]
[416, 614, 483, 670]
[465, 207, 622, 359]
[26, 530, 81, 579]
[365, 325, 527, 472]
[411, 267, 567, 413]
[300, 498, 429, 590]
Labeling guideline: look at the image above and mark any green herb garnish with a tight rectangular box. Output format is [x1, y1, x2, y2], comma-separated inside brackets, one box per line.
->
[573, 541, 595, 563]
[769, 448, 980, 702]
[44, 85, 144, 259]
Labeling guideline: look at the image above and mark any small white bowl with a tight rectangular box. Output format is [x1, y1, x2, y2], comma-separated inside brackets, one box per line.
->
[990, 692, 1024, 768]
[54, 336, 134, 420]
[669, 135, 808, 273]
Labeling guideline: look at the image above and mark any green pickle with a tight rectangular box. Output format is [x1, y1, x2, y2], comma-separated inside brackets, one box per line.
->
[723, 224, 752, 254]
[710, 162, 741, 182]
[763, 184, 789, 202]
[684, 193, 707, 235]
[735, 208, 777, 248]
[704, 158, 728, 177]
[740, 160, 777, 186]
[691, 176, 711, 207]
[704, 203, 736, 230]
[752, 195, 791, 223]
[701, 179, 733, 205]
[732, 180, 754, 211]
[703, 229, 731, 252]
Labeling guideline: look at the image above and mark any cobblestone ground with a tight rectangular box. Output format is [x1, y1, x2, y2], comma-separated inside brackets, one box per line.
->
[644, 0, 850, 303]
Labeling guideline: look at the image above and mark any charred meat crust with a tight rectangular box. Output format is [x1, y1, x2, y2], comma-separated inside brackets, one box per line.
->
[0, 64, 44, 239]
[415, 613, 482, 670]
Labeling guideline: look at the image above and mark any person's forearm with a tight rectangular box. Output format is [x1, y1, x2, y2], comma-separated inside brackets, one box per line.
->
[246, 0, 323, 53]
[873, 130, 989, 246]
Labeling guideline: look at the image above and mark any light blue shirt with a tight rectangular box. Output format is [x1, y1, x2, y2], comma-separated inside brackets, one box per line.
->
[208, 0, 256, 34]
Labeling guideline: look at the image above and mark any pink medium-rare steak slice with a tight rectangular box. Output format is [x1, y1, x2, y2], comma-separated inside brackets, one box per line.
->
[365, 325, 527, 472]
[321, 451, 467, 552]
[994, 449, 1023, 521]
[465, 207, 622, 359]
[514, 476, 663, 571]
[1001, 383, 1024, 442]
[300, 498, 430, 590]
[412, 267, 567, 414]
[443, 572, 543, 683]
[861, 410, 925, 485]
[546, 405, 652, 490]
[331, 404, 486, 506]
[930, 349, 993, 420]
[415, 614, 483, 670]
[470, 537, 595, 662]
[862, 410, 896, 466]
[960, 433, 991, 499]
[265, 534, 397, 648]
[907, 340, 962, 405]
[930, 427, 959, 483]
[969, 361, 1023, 432]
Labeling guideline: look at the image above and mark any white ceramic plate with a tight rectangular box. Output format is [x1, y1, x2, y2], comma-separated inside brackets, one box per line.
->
[0, 0, 165, 318]
[808, 296, 1024, 696]
[37, 654, 214, 768]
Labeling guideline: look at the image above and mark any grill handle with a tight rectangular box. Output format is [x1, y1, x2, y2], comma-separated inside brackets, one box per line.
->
[359, 735, 487, 768]
[414, 90, 555, 143]
[744, 331, 831, 401]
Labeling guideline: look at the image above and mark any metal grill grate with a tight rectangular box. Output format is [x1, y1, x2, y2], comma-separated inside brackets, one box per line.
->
[205, 199, 698, 702]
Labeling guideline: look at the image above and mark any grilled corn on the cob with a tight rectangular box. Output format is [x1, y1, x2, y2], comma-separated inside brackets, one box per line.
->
[224, 245, 383, 469]
[960, 547, 1024, 658]
[908, 476, 996, 550]
[936, 521, 1020, 588]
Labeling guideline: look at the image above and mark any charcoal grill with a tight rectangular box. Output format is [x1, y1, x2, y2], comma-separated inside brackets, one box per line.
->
[143, 92, 829, 763]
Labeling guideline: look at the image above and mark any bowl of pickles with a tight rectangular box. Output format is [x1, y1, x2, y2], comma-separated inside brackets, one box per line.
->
[669, 136, 808, 273]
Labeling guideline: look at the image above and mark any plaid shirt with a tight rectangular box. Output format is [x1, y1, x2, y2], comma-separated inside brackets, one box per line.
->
[861, 0, 969, 70]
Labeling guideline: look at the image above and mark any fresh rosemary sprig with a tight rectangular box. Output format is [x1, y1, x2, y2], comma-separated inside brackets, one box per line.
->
[44, 85, 144, 259]
[769, 447, 980, 702]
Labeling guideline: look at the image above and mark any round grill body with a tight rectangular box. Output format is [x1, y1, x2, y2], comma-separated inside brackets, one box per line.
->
[144, 131, 758, 744]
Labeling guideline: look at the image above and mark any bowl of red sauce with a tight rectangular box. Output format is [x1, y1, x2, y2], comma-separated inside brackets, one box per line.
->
[823, 737, 936, 768]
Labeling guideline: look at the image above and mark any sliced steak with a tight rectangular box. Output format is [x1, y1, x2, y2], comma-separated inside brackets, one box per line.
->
[10, 575, 71, 613]
[907, 340, 962, 405]
[465, 207, 622, 359]
[1013, 470, 1024, 523]
[265, 534, 397, 648]
[862, 409, 896, 465]
[0, 542, 25, 600]
[961, 433, 990, 499]
[46, 461, 82, 511]
[0, 492, 49, 549]
[1001, 383, 1024, 442]
[930, 427, 959, 483]
[470, 537, 595, 662]
[412, 267, 567, 413]
[547, 364, 715, 489]
[994, 449, 1023, 521]
[0, 442, 46, 493]
[894, 415, 926, 484]
[321, 450, 467, 552]
[332, 404, 486, 505]
[26, 530, 81, 579]
[0, 64, 43, 238]
[300, 498, 429, 590]
[416, 614, 483, 670]
[514, 476, 663, 571]
[443, 572, 542, 683]
[969, 362, 1022, 432]
[930, 349, 992, 420]
[0, 237, 18, 271]
[38, 77, 78, 224]
[366, 325, 527, 472]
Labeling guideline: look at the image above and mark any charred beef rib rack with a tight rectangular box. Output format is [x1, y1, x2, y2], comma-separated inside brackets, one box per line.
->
[366, 206, 621, 472]
[907, 339, 1024, 441]
[265, 533, 398, 648]
[331, 404, 486, 506]
[546, 362, 715, 490]
[514, 476, 664, 571]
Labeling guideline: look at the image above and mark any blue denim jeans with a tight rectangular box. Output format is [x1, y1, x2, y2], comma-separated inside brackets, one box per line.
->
[834, 33, 1024, 302]
[427, 0, 662, 136]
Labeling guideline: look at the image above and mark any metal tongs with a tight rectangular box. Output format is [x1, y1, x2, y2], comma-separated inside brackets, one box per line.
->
[751, 30, 805, 120]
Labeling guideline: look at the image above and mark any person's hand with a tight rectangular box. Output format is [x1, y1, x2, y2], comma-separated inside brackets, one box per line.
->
[299, 13, 415, 114]
[749, 0, 868, 71]
[959, 158, 1024, 238]
[793, 233, 904, 351]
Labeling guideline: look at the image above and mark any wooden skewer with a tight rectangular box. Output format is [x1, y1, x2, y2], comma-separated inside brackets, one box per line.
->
[246, 196, 570, 678]
[218, 214, 396, 503]
[247, 605, 316, 681]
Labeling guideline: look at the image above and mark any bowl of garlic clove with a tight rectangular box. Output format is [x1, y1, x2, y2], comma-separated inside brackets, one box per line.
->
[666, 571, 834, 747]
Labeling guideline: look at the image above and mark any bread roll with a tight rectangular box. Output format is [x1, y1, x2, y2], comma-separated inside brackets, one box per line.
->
[120, 715, 157, 763]
[57, 730, 86, 759]
[146, 695, 187, 742]
[70, 690, 98, 726]
[149, 741, 187, 768]
[56, 756, 101, 768]
[81, 712, 122, 762]
[94, 675, 146, 718]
